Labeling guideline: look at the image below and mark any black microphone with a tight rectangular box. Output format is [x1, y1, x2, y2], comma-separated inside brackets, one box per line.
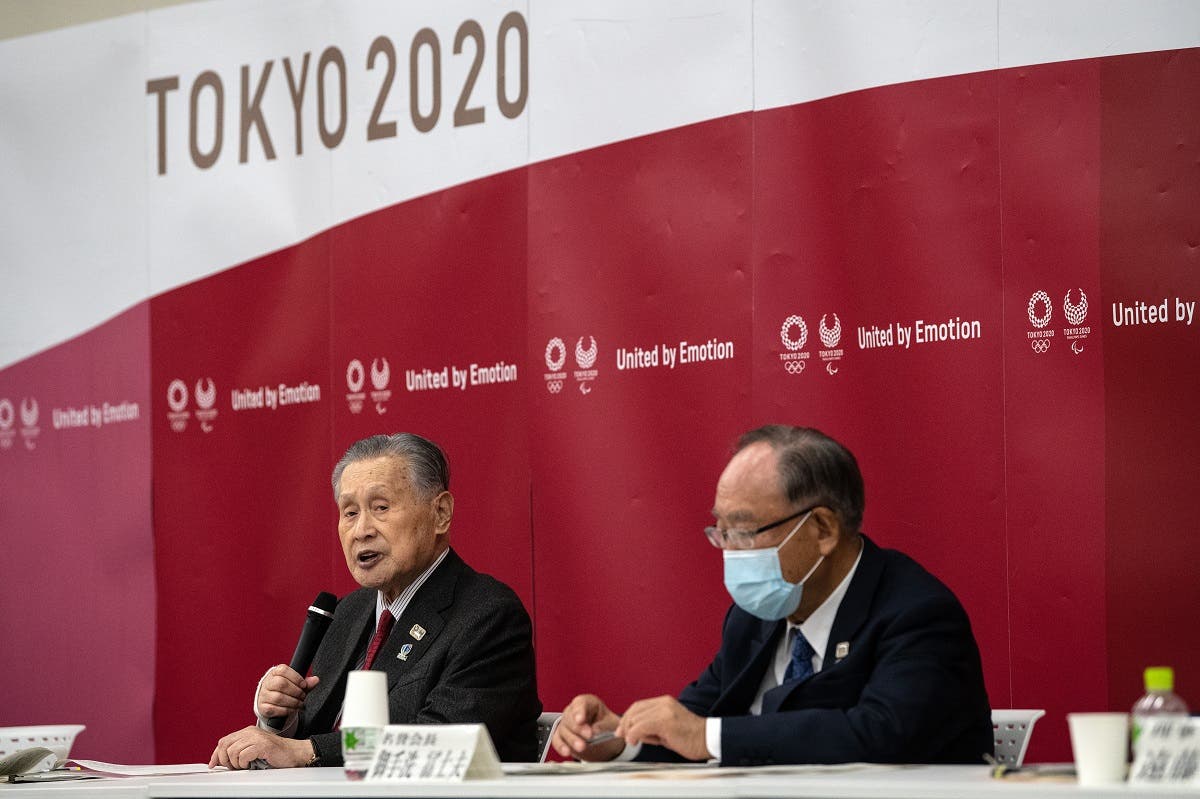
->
[264, 591, 338, 731]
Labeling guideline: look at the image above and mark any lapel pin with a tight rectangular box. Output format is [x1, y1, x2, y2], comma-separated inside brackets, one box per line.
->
[835, 641, 850, 660]
[409, 624, 426, 640]
[398, 643, 413, 661]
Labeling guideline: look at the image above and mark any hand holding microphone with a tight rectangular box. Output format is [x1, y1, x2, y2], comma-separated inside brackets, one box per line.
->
[259, 592, 338, 730]
[256, 664, 321, 725]
[216, 592, 338, 771]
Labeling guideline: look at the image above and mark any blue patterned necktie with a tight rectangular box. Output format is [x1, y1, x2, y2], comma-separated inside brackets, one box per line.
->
[783, 628, 815, 683]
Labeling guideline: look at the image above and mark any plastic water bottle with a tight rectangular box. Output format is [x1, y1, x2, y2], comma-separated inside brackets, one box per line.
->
[1131, 666, 1189, 754]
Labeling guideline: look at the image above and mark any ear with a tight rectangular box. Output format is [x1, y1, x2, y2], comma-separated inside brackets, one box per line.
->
[431, 490, 454, 536]
[810, 506, 844, 557]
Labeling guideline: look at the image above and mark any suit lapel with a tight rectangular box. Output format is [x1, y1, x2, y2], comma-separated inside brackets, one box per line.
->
[711, 617, 785, 715]
[824, 534, 882, 665]
[376, 549, 461, 690]
[304, 590, 374, 729]
[760, 535, 882, 715]
[304, 548, 463, 729]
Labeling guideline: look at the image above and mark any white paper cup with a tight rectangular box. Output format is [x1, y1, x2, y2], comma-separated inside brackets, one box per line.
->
[1068, 712, 1129, 786]
[342, 670, 389, 780]
[341, 670, 388, 727]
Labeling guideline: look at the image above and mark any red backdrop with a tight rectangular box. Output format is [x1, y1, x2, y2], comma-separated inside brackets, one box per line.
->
[2, 47, 1198, 766]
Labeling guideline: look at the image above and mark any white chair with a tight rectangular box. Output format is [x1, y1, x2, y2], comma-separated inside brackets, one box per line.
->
[536, 711, 563, 763]
[991, 708, 1046, 767]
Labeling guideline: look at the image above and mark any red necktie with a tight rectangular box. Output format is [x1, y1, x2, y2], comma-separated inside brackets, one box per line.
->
[363, 609, 395, 670]
[334, 610, 397, 730]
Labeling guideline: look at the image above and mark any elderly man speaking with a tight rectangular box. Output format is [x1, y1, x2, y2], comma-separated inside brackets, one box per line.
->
[553, 425, 991, 766]
[211, 433, 540, 768]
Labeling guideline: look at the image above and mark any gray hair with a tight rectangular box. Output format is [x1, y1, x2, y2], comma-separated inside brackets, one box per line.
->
[735, 425, 865, 533]
[331, 433, 450, 500]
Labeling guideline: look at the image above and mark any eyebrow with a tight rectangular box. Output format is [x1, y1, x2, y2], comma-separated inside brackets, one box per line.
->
[338, 484, 392, 504]
[712, 508, 757, 523]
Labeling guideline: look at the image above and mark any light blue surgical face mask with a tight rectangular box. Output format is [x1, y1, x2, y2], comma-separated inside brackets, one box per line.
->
[722, 511, 823, 620]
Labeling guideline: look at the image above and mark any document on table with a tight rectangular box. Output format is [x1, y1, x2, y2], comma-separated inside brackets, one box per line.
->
[4, 753, 215, 783]
[69, 760, 214, 777]
[0, 746, 58, 777]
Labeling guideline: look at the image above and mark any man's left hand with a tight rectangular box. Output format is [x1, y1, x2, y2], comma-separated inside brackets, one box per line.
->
[615, 696, 711, 761]
[209, 726, 315, 770]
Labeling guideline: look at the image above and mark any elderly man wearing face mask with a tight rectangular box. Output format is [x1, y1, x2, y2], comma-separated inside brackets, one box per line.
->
[552, 425, 992, 767]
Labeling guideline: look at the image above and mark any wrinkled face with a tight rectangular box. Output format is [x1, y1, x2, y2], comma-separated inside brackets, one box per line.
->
[335, 456, 450, 602]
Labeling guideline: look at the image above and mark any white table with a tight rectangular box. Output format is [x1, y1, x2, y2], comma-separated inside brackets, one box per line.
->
[3, 765, 1195, 799]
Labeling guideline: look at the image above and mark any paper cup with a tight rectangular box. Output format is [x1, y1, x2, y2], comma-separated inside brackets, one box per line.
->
[342, 670, 388, 780]
[1068, 712, 1129, 786]
[341, 670, 388, 727]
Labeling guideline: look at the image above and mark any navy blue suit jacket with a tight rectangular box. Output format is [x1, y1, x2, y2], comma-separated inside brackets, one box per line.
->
[640, 535, 992, 766]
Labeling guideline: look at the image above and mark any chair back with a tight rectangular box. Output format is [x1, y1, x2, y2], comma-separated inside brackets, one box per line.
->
[992, 708, 1046, 767]
[536, 712, 563, 763]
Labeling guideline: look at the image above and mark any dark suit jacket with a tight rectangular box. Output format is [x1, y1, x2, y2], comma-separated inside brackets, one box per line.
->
[298, 548, 541, 763]
[639, 535, 992, 766]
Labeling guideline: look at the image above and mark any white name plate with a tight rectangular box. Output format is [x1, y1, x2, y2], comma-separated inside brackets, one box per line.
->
[1131, 716, 1200, 786]
[364, 724, 502, 782]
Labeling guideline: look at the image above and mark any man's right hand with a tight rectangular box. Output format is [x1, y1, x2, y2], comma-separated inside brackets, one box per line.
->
[552, 694, 626, 761]
[255, 664, 320, 721]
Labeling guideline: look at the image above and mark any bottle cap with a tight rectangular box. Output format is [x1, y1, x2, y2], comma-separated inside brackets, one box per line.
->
[1144, 666, 1175, 691]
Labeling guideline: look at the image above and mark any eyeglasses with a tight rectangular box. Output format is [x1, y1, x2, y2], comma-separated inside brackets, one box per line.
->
[704, 505, 817, 550]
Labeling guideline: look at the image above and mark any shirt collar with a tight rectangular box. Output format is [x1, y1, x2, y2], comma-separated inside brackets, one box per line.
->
[375, 546, 450, 622]
[792, 536, 864, 668]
